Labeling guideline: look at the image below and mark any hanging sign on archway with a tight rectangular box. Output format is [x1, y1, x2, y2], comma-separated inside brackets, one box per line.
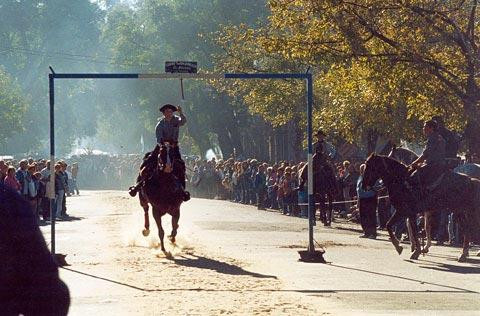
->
[165, 61, 197, 73]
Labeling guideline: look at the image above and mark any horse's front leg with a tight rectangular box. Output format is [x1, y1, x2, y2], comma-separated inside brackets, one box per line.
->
[458, 218, 470, 262]
[139, 192, 150, 236]
[407, 215, 422, 260]
[152, 208, 166, 252]
[406, 217, 415, 252]
[423, 211, 432, 253]
[386, 210, 403, 255]
[326, 192, 333, 226]
[169, 208, 180, 244]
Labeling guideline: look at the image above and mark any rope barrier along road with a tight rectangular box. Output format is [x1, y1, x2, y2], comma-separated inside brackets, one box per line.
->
[298, 195, 390, 206]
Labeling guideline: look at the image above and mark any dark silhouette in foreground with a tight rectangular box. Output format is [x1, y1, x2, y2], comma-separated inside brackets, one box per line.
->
[0, 184, 70, 315]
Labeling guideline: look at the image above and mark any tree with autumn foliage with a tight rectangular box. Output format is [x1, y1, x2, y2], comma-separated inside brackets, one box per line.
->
[214, 0, 480, 154]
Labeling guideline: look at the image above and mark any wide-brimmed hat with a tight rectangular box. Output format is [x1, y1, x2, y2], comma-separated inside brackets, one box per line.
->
[159, 104, 177, 112]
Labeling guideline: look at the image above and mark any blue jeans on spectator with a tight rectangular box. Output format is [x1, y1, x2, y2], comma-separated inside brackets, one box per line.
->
[283, 194, 294, 215]
[278, 196, 285, 214]
[298, 190, 308, 217]
[55, 190, 64, 218]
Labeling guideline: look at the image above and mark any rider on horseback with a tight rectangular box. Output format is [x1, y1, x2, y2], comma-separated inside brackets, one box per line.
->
[408, 119, 446, 208]
[314, 129, 336, 161]
[128, 103, 190, 201]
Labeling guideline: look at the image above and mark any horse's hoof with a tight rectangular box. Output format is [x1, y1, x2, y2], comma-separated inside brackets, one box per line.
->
[142, 229, 150, 237]
[168, 235, 176, 243]
[410, 250, 421, 260]
[396, 246, 403, 255]
[458, 254, 468, 262]
[422, 248, 429, 254]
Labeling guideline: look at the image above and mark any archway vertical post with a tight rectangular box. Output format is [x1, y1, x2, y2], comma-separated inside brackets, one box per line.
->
[306, 73, 315, 253]
[48, 72, 56, 255]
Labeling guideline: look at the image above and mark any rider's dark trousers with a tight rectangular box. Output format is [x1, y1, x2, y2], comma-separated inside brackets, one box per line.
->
[359, 196, 378, 237]
[171, 146, 181, 161]
[168, 145, 185, 188]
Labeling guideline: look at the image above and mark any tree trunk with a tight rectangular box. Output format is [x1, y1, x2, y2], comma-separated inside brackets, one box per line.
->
[463, 99, 480, 157]
[365, 129, 379, 155]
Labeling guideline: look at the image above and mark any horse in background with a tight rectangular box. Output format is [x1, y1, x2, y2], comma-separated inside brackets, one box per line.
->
[299, 153, 339, 226]
[389, 146, 480, 257]
[363, 154, 480, 262]
[138, 144, 185, 252]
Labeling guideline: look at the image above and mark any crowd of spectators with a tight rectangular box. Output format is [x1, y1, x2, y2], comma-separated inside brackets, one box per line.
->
[186, 157, 363, 218]
[0, 158, 79, 224]
[1, 151, 474, 248]
[186, 156, 472, 246]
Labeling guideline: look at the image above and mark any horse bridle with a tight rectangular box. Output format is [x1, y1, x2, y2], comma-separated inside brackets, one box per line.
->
[158, 143, 173, 173]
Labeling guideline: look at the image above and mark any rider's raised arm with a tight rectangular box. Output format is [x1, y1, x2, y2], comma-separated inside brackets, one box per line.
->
[178, 112, 187, 126]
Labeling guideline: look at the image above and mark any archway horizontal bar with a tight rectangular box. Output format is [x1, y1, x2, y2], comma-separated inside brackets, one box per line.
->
[51, 72, 310, 80]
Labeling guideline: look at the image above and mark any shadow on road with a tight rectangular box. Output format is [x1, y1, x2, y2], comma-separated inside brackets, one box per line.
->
[61, 265, 276, 293]
[327, 263, 478, 294]
[39, 216, 84, 226]
[60, 267, 475, 295]
[418, 258, 480, 274]
[170, 254, 278, 279]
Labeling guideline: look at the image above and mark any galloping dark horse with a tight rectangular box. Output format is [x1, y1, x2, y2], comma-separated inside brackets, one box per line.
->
[389, 146, 480, 256]
[138, 144, 185, 252]
[299, 153, 338, 226]
[363, 154, 480, 261]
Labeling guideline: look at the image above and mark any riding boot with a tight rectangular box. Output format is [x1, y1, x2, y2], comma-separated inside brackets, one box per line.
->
[182, 190, 191, 201]
[179, 172, 190, 201]
[128, 180, 143, 197]
[180, 181, 190, 202]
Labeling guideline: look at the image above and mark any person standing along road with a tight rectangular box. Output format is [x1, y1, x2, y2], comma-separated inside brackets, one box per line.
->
[53, 164, 65, 219]
[71, 162, 79, 195]
[4, 167, 21, 192]
[357, 164, 380, 239]
[16, 159, 29, 200]
[254, 164, 267, 210]
[0, 160, 7, 185]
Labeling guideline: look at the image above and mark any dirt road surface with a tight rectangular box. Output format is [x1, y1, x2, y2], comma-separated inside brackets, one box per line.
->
[40, 191, 480, 315]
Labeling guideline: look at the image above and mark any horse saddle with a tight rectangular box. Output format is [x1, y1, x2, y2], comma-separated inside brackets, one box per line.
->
[406, 166, 446, 194]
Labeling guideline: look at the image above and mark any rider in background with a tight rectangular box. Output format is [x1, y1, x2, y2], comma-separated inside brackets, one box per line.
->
[409, 119, 446, 200]
[314, 129, 336, 161]
[432, 115, 460, 169]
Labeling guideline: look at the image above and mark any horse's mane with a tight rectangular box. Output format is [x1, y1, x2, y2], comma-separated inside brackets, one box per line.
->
[381, 155, 410, 178]
[367, 154, 410, 179]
